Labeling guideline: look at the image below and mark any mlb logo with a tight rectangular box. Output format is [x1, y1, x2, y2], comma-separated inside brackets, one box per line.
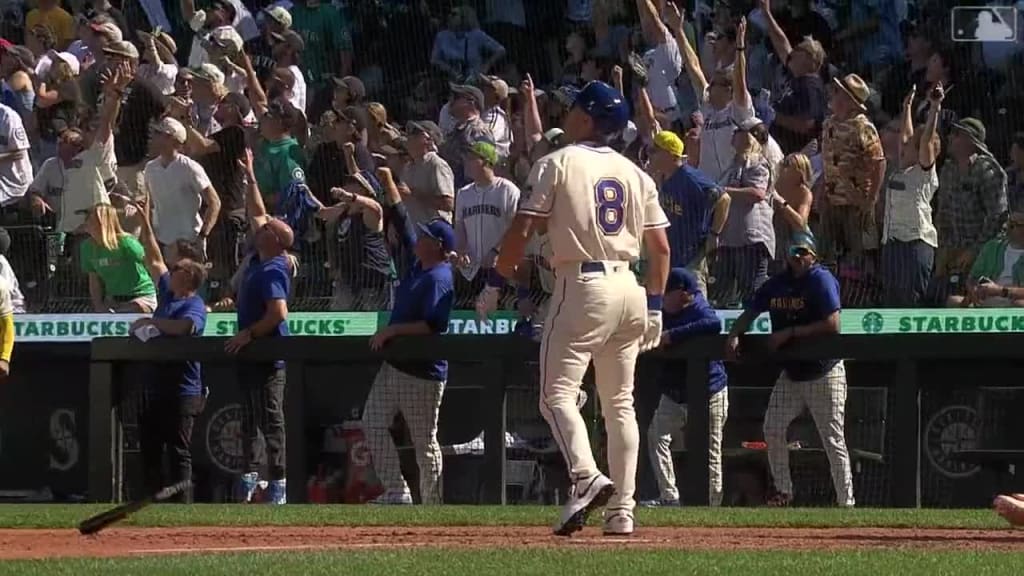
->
[951, 6, 1019, 42]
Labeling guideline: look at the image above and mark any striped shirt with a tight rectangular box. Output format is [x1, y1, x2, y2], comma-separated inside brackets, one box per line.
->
[660, 164, 723, 267]
[718, 155, 775, 257]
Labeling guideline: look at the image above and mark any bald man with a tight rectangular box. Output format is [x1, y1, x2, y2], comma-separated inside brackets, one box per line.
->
[226, 151, 297, 505]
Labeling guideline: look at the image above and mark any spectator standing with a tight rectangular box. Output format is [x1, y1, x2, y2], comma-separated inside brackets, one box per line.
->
[712, 118, 775, 306]
[771, 152, 815, 261]
[32, 49, 80, 166]
[454, 140, 520, 311]
[290, 0, 352, 90]
[225, 148, 295, 506]
[247, 5, 292, 84]
[75, 16, 122, 108]
[80, 204, 158, 313]
[725, 231, 853, 508]
[935, 118, 1009, 285]
[644, 268, 728, 508]
[476, 76, 512, 162]
[647, 130, 730, 293]
[1, 44, 36, 122]
[759, 0, 827, 154]
[130, 195, 209, 503]
[144, 116, 222, 259]
[769, 0, 833, 55]
[27, 60, 124, 235]
[678, 14, 755, 183]
[0, 100, 31, 220]
[103, 41, 166, 203]
[819, 74, 885, 269]
[181, 63, 227, 137]
[430, 5, 506, 82]
[307, 108, 373, 204]
[363, 167, 454, 505]
[439, 83, 493, 189]
[255, 99, 306, 208]
[268, 31, 305, 113]
[956, 211, 1024, 308]
[879, 86, 941, 307]
[25, 0, 74, 49]
[879, 20, 936, 117]
[137, 28, 178, 96]
[399, 120, 455, 226]
[636, 0, 683, 125]
[1008, 133, 1024, 212]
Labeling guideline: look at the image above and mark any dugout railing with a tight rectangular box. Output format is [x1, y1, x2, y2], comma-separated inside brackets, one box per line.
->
[87, 333, 1024, 507]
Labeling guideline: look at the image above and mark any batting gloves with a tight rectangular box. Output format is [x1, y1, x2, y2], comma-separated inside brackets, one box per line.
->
[640, 294, 663, 353]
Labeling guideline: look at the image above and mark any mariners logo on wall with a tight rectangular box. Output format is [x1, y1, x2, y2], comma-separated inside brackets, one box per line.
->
[925, 405, 981, 479]
[206, 404, 246, 474]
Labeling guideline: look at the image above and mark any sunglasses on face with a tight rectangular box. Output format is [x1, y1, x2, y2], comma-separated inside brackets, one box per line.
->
[788, 246, 813, 258]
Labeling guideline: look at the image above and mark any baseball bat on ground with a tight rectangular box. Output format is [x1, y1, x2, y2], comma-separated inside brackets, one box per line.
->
[78, 479, 192, 535]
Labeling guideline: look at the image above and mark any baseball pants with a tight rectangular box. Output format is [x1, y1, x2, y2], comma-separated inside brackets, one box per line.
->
[361, 362, 445, 504]
[763, 362, 854, 506]
[539, 261, 647, 514]
[648, 389, 729, 505]
[239, 364, 287, 481]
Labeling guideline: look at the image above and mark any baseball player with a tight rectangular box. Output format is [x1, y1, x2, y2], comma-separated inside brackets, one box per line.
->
[495, 81, 671, 536]
[362, 168, 455, 505]
[724, 231, 853, 507]
[0, 266, 13, 383]
[644, 268, 728, 507]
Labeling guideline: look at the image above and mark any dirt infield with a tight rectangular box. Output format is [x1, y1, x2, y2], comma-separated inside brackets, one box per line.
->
[1, 526, 1023, 559]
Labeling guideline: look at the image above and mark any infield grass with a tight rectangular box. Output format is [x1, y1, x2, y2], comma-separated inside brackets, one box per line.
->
[0, 504, 1008, 530]
[4, 549, 1024, 576]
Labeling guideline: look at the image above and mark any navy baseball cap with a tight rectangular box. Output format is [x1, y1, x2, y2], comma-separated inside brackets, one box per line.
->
[417, 219, 456, 253]
[789, 230, 818, 257]
[665, 268, 700, 294]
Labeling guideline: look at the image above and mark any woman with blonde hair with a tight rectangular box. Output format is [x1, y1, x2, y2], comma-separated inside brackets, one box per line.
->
[80, 203, 158, 313]
[710, 120, 776, 306]
[771, 152, 815, 264]
[365, 101, 402, 153]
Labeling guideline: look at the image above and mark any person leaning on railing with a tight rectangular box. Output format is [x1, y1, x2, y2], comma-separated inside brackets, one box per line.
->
[361, 166, 455, 505]
[128, 194, 208, 503]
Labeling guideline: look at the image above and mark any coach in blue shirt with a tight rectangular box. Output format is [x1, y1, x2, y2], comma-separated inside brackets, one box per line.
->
[645, 268, 730, 507]
[724, 231, 854, 507]
[130, 200, 209, 503]
[363, 167, 455, 505]
[648, 131, 731, 293]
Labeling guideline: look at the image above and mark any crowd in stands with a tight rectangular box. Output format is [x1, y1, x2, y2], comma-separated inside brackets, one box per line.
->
[0, 0, 1022, 314]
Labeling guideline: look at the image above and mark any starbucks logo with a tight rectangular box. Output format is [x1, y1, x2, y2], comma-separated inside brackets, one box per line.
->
[862, 311, 884, 334]
[925, 405, 981, 479]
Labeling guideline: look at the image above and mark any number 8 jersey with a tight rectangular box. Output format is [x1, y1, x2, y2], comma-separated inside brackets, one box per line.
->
[518, 143, 669, 268]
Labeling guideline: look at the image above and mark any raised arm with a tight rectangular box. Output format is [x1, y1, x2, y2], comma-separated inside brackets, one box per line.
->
[239, 148, 271, 230]
[733, 17, 751, 111]
[97, 62, 133, 145]
[920, 83, 942, 169]
[636, 0, 671, 46]
[520, 74, 544, 149]
[134, 196, 169, 282]
[378, 167, 417, 256]
[665, 2, 708, 98]
[758, 0, 794, 64]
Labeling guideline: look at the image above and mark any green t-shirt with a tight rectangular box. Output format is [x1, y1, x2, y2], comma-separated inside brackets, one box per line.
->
[290, 3, 352, 86]
[80, 235, 156, 298]
[256, 136, 307, 202]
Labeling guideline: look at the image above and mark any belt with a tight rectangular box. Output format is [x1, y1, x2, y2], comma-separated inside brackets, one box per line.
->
[579, 261, 630, 274]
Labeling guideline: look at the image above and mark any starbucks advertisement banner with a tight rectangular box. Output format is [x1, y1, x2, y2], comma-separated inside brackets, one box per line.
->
[13, 308, 1024, 342]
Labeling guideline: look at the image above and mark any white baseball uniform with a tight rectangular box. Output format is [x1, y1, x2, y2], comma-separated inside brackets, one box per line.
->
[648, 391, 729, 505]
[519, 143, 669, 514]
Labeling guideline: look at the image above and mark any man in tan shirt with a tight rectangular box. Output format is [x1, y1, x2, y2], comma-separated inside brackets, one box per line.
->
[399, 121, 455, 225]
[820, 74, 886, 265]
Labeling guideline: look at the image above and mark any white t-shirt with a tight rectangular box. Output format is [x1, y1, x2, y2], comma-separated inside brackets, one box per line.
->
[288, 64, 307, 113]
[644, 38, 683, 113]
[29, 137, 116, 233]
[482, 106, 511, 158]
[698, 88, 754, 183]
[144, 153, 213, 245]
[454, 176, 521, 279]
[0, 103, 32, 205]
[139, 63, 179, 96]
[997, 246, 1024, 287]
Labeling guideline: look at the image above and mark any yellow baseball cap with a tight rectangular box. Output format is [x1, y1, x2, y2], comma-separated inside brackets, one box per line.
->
[653, 131, 684, 158]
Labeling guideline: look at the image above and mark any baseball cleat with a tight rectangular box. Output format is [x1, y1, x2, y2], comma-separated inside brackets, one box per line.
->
[602, 509, 635, 536]
[553, 473, 615, 537]
[267, 479, 287, 505]
[368, 490, 414, 505]
[994, 494, 1024, 526]
[238, 472, 260, 503]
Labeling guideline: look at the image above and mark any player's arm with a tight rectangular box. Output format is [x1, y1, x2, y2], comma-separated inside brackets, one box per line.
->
[641, 173, 671, 301]
[496, 157, 559, 279]
[0, 310, 13, 377]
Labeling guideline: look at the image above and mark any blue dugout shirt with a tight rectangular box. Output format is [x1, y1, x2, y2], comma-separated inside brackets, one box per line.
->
[749, 265, 841, 381]
[151, 273, 207, 396]
[237, 253, 291, 368]
[660, 164, 723, 268]
[659, 292, 727, 403]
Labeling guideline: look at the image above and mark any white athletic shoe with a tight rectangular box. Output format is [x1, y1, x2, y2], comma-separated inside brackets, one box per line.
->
[602, 510, 635, 536]
[368, 490, 414, 505]
[553, 473, 615, 536]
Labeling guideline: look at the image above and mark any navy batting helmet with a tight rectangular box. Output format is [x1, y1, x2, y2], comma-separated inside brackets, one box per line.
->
[573, 81, 630, 135]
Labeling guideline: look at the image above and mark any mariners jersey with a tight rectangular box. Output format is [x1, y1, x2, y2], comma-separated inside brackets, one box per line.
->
[519, 144, 669, 268]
